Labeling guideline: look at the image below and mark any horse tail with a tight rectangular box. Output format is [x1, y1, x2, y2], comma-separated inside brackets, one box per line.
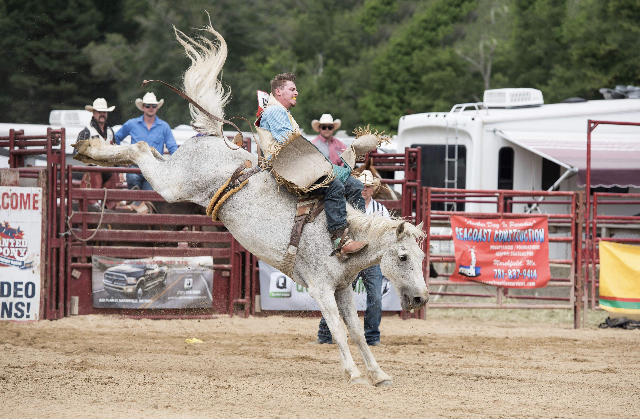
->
[174, 21, 230, 136]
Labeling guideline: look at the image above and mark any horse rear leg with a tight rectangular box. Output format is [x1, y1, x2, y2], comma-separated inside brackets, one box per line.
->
[307, 285, 367, 385]
[334, 286, 392, 386]
[72, 138, 165, 166]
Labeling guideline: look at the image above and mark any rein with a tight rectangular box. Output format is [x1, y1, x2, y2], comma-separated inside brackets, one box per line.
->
[141, 79, 258, 149]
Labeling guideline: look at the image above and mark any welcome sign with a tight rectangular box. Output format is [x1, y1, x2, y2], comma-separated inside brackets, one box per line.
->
[0, 187, 43, 321]
[449, 216, 550, 288]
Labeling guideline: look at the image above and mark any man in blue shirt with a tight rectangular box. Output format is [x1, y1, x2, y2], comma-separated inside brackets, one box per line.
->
[257, 73, 367, 256]
[114, 92, 178, 192]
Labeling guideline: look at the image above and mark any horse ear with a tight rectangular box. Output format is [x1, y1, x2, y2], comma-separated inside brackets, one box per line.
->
[396, 222, 405, 239]
[416, 221, 424, 231]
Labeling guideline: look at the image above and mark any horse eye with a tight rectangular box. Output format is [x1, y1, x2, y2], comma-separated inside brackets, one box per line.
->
[399, 254, 407, 262]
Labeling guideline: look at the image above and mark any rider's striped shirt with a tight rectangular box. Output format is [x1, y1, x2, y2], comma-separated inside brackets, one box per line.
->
[365, 199, 390, 218]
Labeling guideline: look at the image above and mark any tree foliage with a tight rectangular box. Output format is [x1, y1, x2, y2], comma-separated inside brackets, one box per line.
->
[1, 0, 640, 134]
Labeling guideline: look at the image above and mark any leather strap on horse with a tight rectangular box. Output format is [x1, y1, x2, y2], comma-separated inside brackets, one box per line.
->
[206, 160, 261, 222]
[280, 196, 325, 277]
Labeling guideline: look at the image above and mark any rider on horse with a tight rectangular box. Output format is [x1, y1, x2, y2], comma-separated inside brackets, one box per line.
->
[255, 72, 374, 259]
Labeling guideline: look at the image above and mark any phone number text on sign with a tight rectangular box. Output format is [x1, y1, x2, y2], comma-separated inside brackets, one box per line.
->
[449, 216, 551, 288]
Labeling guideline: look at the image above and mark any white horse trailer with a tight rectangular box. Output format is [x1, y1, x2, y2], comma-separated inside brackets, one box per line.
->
[396, 88, 640, 216]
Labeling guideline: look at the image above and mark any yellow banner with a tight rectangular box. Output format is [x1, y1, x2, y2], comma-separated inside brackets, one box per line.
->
[599, 241, 640, 314]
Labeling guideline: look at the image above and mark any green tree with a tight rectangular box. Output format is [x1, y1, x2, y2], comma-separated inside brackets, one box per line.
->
[0, 0, 110, 123]
[545, 0, 640, 102]
[359, 0, 483, 133]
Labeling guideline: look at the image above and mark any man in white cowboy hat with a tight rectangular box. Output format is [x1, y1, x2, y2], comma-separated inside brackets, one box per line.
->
[256, 73, 367, 257]
[311, 114, 347, 167]
[114, 92, 178, 192]
[77, 98, 120, 210]
[314, 169, 390, 346]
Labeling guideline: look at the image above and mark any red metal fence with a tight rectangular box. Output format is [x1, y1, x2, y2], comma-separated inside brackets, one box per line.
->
[584, 120, 640, 311]
[3, 128, 610, 327]
[423, 187, 585, 328]
[0, 128, 68, 319]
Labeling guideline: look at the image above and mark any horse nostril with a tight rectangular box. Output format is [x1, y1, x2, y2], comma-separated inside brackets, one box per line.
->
[413, 296, 423, 306]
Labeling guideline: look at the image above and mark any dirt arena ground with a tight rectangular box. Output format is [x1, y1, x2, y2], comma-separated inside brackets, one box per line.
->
[1, 309, 638, 419]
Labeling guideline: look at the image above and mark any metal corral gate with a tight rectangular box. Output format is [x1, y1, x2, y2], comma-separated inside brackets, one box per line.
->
[0, 128, 68, 319]
[585, 120, 640, 311]
[423, 187, 586, 328]
[64, 135, 259, 319]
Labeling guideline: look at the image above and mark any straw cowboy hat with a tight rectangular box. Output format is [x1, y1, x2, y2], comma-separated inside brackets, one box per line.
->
[311, 114, 341, 132]
[135, 92, 165, 111]
[85, 98, 115, 112]
[357, 169, 381, 191]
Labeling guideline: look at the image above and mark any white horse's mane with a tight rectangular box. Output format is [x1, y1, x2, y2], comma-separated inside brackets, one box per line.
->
[346, 207, 425, 250]
[174, 23, 230, 135]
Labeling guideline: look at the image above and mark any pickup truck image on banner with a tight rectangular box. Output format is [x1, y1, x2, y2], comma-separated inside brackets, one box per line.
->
[92, 256, 213, 309]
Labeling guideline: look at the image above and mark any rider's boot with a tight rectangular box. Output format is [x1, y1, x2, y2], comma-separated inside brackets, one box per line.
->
[331, 228, 367, 261]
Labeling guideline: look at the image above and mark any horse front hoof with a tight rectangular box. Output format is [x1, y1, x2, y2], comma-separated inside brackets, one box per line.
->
[350, 377, 370, 386]
[375, 379, 393, 387]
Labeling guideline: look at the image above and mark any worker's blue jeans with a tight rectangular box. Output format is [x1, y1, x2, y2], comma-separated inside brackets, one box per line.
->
[317, 264, 384, 345]
[126, 172, 154, 192]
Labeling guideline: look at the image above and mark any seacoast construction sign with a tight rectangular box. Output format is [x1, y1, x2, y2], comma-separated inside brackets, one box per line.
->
[449, 216, 551, 288]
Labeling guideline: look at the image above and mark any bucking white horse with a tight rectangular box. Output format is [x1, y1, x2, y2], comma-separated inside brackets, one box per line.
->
[72, 24, 428, 386]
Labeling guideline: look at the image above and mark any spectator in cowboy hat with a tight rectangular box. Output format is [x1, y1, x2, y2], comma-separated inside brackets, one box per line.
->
[77, 98, 122, 210]
[314, 169, 390, 346]
[311, 114, 347, 166]
[114, 92, 178, 194]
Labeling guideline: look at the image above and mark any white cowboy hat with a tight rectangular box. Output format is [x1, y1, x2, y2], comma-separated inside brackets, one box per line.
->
[358, 170, 375, 186]
[135, 92, 165, 111]
[85, 98, 115, 112]
[311, 114, 341, 133]
[357, 169, 382, 191]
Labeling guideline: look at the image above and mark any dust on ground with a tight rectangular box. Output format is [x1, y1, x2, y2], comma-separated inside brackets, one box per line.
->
[1, 309, 638, 419]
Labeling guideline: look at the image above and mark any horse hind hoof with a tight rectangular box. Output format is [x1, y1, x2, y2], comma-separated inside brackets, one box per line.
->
[375, 379, 393, 387]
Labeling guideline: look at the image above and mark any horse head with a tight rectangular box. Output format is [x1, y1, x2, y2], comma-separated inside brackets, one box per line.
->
[348, 209, 428, 312]
[379, 221, 429, 311]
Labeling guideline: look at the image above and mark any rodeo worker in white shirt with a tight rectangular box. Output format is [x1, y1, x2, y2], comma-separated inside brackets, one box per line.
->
[314, 170, 390, 346]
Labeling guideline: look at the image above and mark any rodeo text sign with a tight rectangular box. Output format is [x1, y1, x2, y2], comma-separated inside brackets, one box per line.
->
[0, 187, 42, 321]
[449, 216, 550, 288]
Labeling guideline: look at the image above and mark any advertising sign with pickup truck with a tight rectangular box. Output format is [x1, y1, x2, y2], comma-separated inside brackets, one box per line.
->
[92, 256, 213, 309]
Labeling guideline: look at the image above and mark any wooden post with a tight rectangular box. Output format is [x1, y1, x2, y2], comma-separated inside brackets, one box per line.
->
[0, 169, 19, 186]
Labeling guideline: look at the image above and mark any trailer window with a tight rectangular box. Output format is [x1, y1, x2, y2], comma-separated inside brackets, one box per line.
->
[498, 147, 514, 190]
[413, 144, 466, 210]
[541, 158, 561, 190]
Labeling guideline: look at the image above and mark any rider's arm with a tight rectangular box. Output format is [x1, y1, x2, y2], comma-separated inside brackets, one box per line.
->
[260, 106, 294, 143]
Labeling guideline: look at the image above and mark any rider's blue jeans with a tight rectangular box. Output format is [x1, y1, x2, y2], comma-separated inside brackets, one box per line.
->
[317, 264, 384, 345]
[321, 175, 365, 231]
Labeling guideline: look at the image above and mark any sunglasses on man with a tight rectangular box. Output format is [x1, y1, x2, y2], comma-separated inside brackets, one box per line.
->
[320, 125, 334, 130]
[144, 104, 158, 109]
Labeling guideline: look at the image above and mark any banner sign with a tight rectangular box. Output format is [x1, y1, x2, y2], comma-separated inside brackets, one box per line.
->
[1, 187, 42, 321]
[92, 256, 213, 309]
[259, 261, 402, 311]
[450, 216, 550, 288]
[599, 241, 640, 314]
